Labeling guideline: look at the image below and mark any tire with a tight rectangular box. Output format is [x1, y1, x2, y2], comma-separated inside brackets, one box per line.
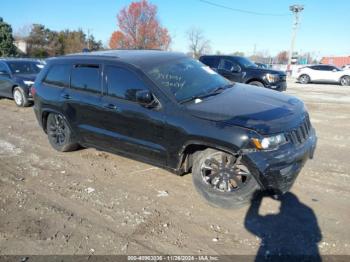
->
[298, 74, 310, 84]
[46, 113, 79, 152]
[248, 81, 265, 87]
[340, 76, 350, 86]
[192, 148, 261, 209]
[13, 86, 30, 107]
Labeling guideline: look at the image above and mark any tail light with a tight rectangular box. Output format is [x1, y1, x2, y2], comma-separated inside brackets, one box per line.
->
[31, 86, 36, 97]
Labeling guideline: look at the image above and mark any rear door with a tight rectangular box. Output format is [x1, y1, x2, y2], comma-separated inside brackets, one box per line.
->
[0, 62, 12, 97]
[100, 64, 166, 165]
[61, 62, 106, 146]
[308, 66, 322, 81]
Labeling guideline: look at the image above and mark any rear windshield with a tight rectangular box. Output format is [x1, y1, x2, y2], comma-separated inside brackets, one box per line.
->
[7, 61, 43, 75]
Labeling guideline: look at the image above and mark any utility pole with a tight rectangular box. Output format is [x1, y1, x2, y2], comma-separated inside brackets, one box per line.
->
[288, 5, 304, 74]
[87, 28, 92, 50]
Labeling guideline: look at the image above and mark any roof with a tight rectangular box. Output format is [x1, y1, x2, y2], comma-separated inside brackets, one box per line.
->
[54, 50, 187, 69]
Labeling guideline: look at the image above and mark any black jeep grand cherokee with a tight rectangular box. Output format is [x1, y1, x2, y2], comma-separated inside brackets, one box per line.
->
[200, 55, 287, 91]
[33, 50, 316, 208]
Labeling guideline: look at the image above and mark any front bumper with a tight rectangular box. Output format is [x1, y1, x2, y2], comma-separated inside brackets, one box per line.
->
[246, 128, 317, 194]
[266, 80, 287, 92]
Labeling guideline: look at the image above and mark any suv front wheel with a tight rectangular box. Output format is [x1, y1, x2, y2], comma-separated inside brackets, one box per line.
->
[13, 87, 30, 107]
[47, 113, 79, 152]
[192, 148, 260, 209]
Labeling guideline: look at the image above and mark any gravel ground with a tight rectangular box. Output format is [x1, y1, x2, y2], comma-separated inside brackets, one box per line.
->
[0, 79, 349, 256]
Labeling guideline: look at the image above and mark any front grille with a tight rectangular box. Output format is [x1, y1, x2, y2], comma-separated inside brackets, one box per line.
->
[280, 75, 287, 81]
[285, 115, 312, 145]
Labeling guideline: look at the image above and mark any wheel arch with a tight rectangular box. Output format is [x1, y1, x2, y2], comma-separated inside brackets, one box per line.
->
[246, 78, 265, 86]
[176, 140, 241, 175]
[41, 108, 72, 134]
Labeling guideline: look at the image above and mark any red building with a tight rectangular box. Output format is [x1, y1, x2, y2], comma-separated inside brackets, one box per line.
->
[320, 56, 350, 67]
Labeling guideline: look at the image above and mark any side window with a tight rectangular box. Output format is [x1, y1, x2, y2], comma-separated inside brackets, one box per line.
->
[43, 64, 71, 87]
[219, 59, 240, 72]
[0, 62, 9, 73]
[105, 66, 148, 102]
[71, 64, 101, 93]
[319, 65, 333, 71]
[200, 57, 220, 68]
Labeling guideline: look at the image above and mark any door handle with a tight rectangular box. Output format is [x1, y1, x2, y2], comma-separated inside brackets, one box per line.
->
[103, 103, 118, 110]
[61, 94, 72, 100]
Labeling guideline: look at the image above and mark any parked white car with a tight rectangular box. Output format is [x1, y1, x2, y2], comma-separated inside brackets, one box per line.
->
[342, 64, 350, 70]
[296, 64, 350, 86]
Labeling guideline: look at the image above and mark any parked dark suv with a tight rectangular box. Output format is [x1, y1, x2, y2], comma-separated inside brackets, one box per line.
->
[33, 50, 316, 208]
[0, 58, 43, 107]
[200, 55, 287, 91]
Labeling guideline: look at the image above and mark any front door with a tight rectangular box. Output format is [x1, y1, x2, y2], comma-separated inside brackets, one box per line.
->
[218, 59, 242, 82]
[100, 65, 166, 165]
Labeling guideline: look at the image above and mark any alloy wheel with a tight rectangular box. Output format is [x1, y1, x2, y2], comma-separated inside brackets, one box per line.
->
[341, 76, 350, 86]
[48, 114, 67, 146]
[200, 152, 252, 192]
[13, 89, 23, 106]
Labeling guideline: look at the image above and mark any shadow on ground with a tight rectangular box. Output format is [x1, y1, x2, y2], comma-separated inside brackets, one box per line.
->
[244, 192, 322, 261]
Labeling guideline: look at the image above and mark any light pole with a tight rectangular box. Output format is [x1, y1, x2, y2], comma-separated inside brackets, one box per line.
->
[288, 5, 304, 74]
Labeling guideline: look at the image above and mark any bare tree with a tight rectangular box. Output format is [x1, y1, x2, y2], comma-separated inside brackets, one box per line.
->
[13, 24, 33, 40]
[186, 27, 211, 58]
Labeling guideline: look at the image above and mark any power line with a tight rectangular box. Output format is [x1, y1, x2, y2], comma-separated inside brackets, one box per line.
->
[199, 0, 290, 17]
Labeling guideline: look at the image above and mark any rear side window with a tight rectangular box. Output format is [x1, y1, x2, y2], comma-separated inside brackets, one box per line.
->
[200, 56, 220, 68]
[43, 64, 71, 87]
[71, 64, 101, 93]
[105, 66, 148, 101]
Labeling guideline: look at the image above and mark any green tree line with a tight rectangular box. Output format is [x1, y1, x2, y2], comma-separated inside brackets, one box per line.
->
[0, 17, 103, 58]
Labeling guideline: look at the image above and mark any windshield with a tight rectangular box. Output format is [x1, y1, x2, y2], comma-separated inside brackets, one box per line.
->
[7, 61, 42, 75]
[236, 57, 258, 68]
[146, 58, 231, 102]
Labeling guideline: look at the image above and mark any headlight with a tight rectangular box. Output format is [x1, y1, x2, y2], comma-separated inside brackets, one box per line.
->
[23, 80, 34, 86]
[252, 134, 286, 150]
[266, 73, 279, 83]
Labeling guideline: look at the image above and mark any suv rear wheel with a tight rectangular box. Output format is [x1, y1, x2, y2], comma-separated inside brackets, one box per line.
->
[299, 74, 310, 84]
[47, 113, 79, 152]
[192, 148, 260, 209]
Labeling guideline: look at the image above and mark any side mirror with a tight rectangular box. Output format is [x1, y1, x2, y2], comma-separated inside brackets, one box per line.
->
[332, 69, 337, 72]
[135, 90, 155, 106]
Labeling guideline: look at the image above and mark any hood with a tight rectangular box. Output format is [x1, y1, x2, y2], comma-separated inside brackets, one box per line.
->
[186, 83, 306, 135]
[13, 74, 37, 83]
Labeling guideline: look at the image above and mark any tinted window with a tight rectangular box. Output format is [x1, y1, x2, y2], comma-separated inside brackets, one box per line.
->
[234, 57, 257, 68]
[71, 65, 101, 93]
[309, 66, 320, 70]
[219, 60, 234, 71]
[7, 61, 42, 74]
[43, 64, 71, 87]
[0, 62, 9, 72]
[106, 66, 148, 101]
[200, 56, 220, 68]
